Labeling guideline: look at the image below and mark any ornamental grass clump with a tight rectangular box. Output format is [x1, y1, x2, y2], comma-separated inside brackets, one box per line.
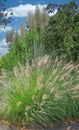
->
[0, 55, 79, 127]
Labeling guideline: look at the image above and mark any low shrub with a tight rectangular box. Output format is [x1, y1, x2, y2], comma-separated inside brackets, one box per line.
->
[0, 56, 79, 127]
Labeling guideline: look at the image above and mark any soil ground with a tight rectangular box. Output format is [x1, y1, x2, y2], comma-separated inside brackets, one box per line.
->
[1, 121, 79, 130]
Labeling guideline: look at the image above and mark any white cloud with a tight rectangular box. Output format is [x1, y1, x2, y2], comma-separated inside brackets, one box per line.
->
[0, 39, 8, 47]
[8, 4, 47, 17]
[0, 26, 13, 33]
[7, 4, 57, 18]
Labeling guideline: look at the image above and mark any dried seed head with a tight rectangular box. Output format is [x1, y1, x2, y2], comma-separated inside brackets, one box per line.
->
[32, 95, 35, 100]
[63, 81, 70, 86]
[1, 70, 6, 78]
[55, 93, 61, 100]
[42, 94, 49, 100]
[50, 86, 58, 94]
[40, 101, 45, 106]
[13, 67, 18, 78]
[17, 101, 21, 107]
[71, 85, 79, 91]
[37, 76, 43, 89]
[25, 106, 31, 111]
[25, 62, 32, 77]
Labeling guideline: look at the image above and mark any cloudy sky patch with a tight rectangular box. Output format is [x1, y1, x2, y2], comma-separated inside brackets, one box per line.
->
[0, 26, 13, 33]
[0, 39, 8, 57]
[8, 4, 47, 17]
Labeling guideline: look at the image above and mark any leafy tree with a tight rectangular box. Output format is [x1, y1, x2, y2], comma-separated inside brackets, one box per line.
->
[44, 1, 79, 61]
[0, 0, 13, 25]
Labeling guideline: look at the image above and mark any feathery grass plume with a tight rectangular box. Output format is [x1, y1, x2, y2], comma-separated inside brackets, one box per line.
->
[0, 56, 79, 127]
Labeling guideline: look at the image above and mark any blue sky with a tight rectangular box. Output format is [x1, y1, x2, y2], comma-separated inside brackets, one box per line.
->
[5, 0, 79, 8]
[0, 0, 79, 57]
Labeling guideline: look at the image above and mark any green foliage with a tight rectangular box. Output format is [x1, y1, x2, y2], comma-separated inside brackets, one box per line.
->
[0, 30, 45, 73]
[0, 48, 18, 72]
[44, 3, 79, 61]
[0, 39, 26, 72]
[0, 56, 79, 127]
